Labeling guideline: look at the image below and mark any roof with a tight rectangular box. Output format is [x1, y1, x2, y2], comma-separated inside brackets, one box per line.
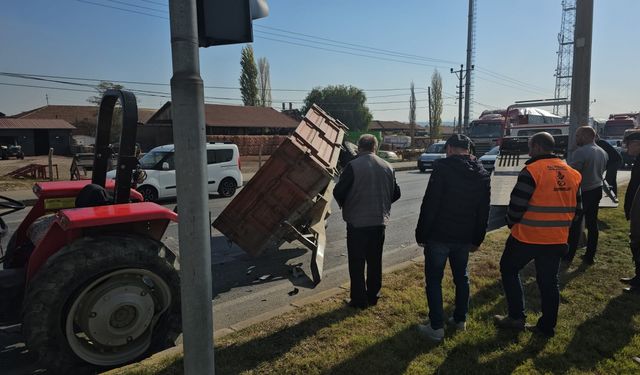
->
[12, 105, 157, 124]
[146, 102, 299, 128]
[369, 120, 425, 131]
[0, 118, 75, 130]
[369, 120, 411, 131]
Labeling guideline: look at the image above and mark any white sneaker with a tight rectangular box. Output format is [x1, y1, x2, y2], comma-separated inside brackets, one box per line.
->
[447, 317, 467, 331]
[417, 323, 444, 342]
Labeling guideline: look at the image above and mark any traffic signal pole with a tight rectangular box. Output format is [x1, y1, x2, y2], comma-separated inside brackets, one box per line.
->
[568, 0, 593, 161]
[168, 0, 215, 374]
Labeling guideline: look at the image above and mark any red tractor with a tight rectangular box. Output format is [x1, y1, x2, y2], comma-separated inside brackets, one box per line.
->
[0, 90, 181, 373]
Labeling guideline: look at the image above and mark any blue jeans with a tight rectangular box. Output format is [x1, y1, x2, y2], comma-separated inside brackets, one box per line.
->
[424, 241, 471, 330]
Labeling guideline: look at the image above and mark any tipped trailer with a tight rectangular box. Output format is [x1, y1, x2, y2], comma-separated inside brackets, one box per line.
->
[213, 105, 348, 284]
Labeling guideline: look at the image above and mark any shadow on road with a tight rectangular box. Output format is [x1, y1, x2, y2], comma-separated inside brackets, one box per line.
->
[211, 235, 313, 299]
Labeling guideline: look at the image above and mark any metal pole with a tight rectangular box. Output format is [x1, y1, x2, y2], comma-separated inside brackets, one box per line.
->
[463, 0, 475, 130]
[568, 0, 593, 161]
[458, 65, 463, 133]
[428, 86, 433, 143]
[167, 1, 215, 374]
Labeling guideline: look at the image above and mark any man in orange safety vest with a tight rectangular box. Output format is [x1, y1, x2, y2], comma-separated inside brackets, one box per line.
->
[494, 132, 582, 338]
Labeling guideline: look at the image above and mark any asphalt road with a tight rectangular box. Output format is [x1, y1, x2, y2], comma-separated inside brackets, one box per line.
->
[0, 169, 629, 374]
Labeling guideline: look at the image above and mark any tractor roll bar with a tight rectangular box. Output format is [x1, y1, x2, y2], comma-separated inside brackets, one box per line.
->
[92, 89, 139, 204]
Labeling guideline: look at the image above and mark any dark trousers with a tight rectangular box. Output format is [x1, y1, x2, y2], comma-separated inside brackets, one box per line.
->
[605, 162, 621, 196]
[424, 241, 471, 329]
[568, 187, 603, 260]
[629, 239, 640, 285]
[500, 236, 565, 335]
[347, 225, 385, 306]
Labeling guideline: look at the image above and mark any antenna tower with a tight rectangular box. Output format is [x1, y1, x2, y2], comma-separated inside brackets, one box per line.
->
[553, 0, 576, 117]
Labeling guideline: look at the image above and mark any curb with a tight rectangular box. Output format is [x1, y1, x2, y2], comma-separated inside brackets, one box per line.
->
[102, 250, 425, 375]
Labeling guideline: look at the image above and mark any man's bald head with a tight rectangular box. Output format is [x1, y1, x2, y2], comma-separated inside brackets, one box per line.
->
[576, 126, 596, 146]
[529, 132, 555, 155]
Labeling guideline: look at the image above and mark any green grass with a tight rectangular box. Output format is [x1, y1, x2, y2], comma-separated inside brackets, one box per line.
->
[117, 185, 640, 375]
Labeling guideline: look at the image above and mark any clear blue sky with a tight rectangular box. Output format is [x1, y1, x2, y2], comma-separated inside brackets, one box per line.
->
[1, 0, 638, 123]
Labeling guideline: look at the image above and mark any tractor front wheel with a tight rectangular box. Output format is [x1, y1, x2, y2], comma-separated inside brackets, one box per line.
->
[22, 235, 181, 374]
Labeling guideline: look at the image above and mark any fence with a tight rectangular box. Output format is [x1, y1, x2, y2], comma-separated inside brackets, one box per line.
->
[206, 135, 288, 156]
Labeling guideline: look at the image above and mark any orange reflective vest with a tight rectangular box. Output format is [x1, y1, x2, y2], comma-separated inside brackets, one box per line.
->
[511, 157, 582, 245]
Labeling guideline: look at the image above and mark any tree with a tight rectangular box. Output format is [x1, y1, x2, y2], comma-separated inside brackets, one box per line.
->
[87, 81, 125, 141]
[257, 57, 272, 107]
[430, 70, 443, 139]
[240, 45, 258, 106]
[86, 81, 124, 106]
[409, 82, 416, 142]
[302, 85, 372, 131]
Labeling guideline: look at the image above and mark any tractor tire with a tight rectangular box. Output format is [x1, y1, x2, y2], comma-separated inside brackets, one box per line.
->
[218, 177, 237, 198]
[2, 232, 21, 268]
[137, 185, 158, 202]
[22, 234, 181, 374]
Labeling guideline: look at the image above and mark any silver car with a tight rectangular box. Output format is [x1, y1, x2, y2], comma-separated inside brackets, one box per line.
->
[417, 141, 446, 172]
[478, 145, 500, 172]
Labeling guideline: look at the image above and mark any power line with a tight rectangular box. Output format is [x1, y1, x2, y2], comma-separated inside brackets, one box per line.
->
[0, 71, 426, 93]
[256, 34, 448, 70]
[76, 0, 168, 19]
[104, 0, 166, 13]
[76, 0, 550, 95]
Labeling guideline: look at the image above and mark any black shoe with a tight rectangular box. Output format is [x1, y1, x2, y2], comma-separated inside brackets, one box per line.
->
[581, 255, 595, 265]
[526, 324, 554, 338]
[367, 292, 382, 306]
[344, 299, 368, 309]
[493, 315, 525, 331]
[623, 286, 640, 294]
[620, 276, 640, 285]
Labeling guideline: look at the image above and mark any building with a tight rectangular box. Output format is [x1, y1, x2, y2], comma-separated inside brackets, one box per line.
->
[0, 119, 75, 155]
[137, 102, 299, 151]
[12, 105, 156, 135]
[368, 120, 414, 135]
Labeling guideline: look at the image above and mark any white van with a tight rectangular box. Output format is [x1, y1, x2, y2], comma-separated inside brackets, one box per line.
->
[108, 143, 243, 202]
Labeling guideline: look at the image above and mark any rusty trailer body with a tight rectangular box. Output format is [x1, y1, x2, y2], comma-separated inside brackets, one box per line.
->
[213, 105, 347, 283]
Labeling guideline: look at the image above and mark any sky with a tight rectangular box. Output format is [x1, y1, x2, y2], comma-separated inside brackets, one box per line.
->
[1, 0, 638, 123]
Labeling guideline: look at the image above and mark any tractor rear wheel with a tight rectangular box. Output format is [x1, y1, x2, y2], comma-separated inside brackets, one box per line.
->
[22, 234, 181, 374]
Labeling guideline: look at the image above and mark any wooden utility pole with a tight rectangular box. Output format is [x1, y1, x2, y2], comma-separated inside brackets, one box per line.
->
[568, 0, 593, 161]
[428, 86, 433, 144]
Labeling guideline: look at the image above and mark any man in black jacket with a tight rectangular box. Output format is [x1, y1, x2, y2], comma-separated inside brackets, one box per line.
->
[596, 137, 623, 196]
[621, 130, 640, 291]
[415, 134, 491, 341]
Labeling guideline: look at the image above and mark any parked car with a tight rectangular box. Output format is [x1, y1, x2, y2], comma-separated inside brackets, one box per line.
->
[377, 150, 402, 162]
[107, 142, 243, 202]
[0, 144, 24, 160]
[478, 145, 500, 172]
[417, 141, 446, 172]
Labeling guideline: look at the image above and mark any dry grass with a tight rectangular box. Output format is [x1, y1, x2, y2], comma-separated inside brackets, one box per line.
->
[118, 185, 640, 375]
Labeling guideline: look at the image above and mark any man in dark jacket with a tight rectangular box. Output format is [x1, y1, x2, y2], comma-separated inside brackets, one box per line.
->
[334, 134, 401, 309]
[621, 130, 640, 292]
[415, 134, 491, 341]
[596, 136, 623, 196]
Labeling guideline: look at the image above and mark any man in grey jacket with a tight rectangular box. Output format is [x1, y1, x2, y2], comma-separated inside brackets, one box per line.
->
[566, 126, 608, 264]
[334, 134, 401, 309]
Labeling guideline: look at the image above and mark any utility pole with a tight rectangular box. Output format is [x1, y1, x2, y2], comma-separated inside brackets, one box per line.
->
[428, 86, 433, 144]
[568, 0, 593, 161]
[450, 64, 466, 133]
[168, 0, 214, 374]
[463, 0, 476, 130]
